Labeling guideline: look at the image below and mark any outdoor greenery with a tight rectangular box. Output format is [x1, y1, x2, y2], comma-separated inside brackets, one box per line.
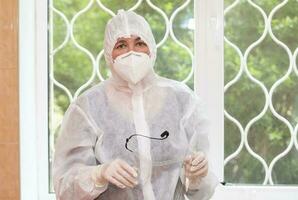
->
[224, 0, 298, 184]
[50, 0, 298, 189]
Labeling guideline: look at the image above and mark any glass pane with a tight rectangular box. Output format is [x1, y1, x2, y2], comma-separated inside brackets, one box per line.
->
[224, 0, 298, 185]
[49, 0, 194, 192]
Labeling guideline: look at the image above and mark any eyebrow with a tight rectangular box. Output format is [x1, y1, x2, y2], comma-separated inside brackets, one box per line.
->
[115, 37, 143, 47]
[115, 39, 126, 44]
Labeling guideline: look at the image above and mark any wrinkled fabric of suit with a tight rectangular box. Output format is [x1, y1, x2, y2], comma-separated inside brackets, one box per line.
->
[53, 9, 218, 200]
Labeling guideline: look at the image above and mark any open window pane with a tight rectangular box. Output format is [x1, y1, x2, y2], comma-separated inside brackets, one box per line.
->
[224, 0, 298, 185]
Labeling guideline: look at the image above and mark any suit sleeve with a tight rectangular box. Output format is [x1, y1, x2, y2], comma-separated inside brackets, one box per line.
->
[52, 103, 107, 200]
[180, 94, 219, 200]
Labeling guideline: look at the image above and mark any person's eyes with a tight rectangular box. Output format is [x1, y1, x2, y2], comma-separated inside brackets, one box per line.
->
[136, 41, 147, 47]
[115, 43, 127, 49]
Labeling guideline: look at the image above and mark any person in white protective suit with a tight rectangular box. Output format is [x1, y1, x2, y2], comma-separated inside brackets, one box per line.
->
[53, 9, 219, 200]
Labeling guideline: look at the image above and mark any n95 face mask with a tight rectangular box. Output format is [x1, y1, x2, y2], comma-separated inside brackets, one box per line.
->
[113, 51, 153, 84]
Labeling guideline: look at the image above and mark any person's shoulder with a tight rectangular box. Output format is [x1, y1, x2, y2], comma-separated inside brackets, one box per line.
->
[157, 76, 194, 96]
[74, 81, 107, 108]
[81, 81, 106, 97]
[156, 76, 204, 107]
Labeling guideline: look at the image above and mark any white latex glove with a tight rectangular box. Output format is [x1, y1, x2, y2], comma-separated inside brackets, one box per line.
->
[92, 159, 138, 189]
[183, 151, 208, 188]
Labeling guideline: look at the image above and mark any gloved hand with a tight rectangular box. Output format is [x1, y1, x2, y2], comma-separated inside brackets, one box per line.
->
[92, 159, 138, 189]
[183, 151, 208, 185]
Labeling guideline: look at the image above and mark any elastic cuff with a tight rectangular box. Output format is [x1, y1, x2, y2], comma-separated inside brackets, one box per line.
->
[188, 178, 202, 190]
[92, 165, 109, 189]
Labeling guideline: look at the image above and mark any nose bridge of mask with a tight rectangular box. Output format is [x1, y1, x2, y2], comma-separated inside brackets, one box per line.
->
[117, 52, 142, 78]
[116, 51, 143, 62]
[121, 52, 143, 73]
[113, 51, 152, 84]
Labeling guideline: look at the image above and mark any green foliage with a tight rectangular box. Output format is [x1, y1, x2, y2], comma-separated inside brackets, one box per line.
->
[50, 0, 298, 187]
[224, 0, 298, 185]
[51, 0, 194, 113]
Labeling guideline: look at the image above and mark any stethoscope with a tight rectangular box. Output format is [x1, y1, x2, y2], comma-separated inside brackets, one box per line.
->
[125, 130, 169, 152]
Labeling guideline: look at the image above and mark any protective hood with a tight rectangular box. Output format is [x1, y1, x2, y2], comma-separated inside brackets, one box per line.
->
[103, 9, 158, 92]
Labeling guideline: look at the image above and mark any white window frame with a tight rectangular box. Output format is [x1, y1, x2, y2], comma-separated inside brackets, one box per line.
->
[20, 0, 54, 199]
[19, 0, 298, 199]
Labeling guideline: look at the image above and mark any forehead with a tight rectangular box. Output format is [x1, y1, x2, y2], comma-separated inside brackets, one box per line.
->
[115, 35, 143, 43]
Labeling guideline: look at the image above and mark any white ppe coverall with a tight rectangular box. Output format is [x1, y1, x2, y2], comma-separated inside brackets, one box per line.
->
[53, 9, 218, 200]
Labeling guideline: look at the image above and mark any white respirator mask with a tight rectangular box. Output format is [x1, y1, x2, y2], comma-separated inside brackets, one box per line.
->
[113, 51, 153, 84]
